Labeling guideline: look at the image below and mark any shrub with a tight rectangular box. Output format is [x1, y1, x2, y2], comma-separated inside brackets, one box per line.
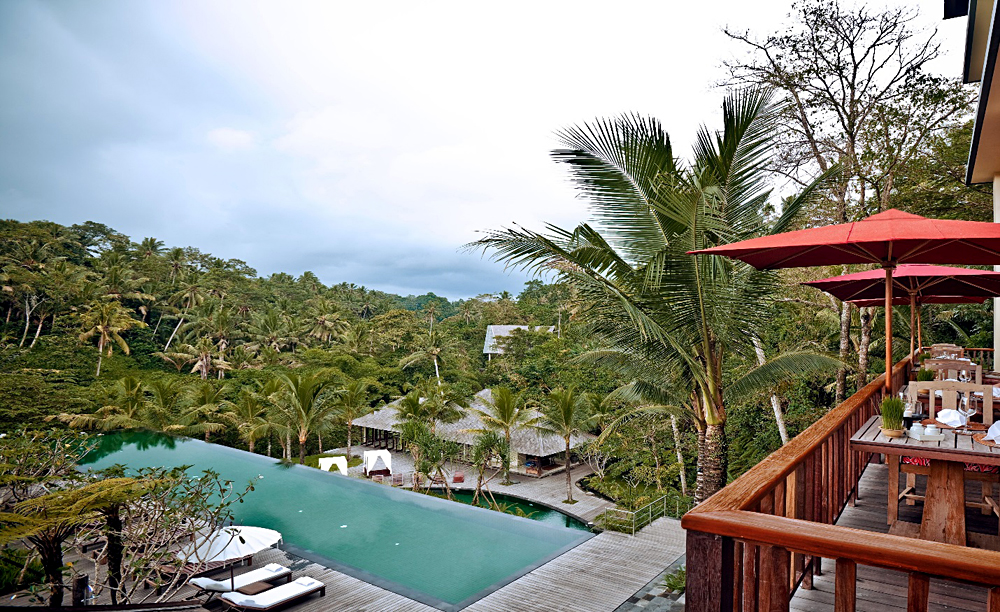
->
[0, 548, 44, 596]
[916, 368, 935, 381]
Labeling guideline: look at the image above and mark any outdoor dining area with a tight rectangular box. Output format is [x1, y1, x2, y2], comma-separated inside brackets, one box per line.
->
[682, 209, 1000, 612]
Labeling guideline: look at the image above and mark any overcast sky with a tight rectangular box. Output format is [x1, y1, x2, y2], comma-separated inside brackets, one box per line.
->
[0, 1, 969, 299]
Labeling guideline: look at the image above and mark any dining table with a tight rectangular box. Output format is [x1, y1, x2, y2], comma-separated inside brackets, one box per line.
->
[851, 415, 1000, 546]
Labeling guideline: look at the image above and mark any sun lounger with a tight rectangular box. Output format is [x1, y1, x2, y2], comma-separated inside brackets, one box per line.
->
[221, 577, 325, 611]
[189, 563, 291, 600]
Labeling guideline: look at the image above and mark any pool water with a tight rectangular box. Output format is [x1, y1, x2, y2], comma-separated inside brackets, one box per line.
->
[449, 491, 588, 531]
[79, 432, 592, 609]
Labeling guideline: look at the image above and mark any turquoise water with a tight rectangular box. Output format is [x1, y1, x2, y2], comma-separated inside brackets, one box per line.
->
[79, 432, 591, 607]
[450, 491, 588, 531]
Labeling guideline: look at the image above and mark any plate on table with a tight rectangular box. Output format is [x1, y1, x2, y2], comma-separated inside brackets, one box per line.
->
[973, 434, 999, 448]
[920, 419, 987, 431]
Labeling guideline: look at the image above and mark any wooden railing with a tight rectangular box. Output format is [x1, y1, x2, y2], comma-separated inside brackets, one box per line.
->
[966, 347, 995, 371]
[682, 352, 1000, 612]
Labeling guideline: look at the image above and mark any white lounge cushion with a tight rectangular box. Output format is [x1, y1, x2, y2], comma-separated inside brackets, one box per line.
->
[221, 577, 323, 609]
[190, 563, 290, 593]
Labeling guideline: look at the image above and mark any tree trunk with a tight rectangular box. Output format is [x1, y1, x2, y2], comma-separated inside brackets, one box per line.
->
[671, 416, 687, 497]
[164, 315, 185, 351]
[858, 307, 873, 387]
[20, 299, 32, 347]
[433, 356, 441, 385]
[34, 537, 64, 608]
[318, 432, 323, 454]
[564, 441, 574, 503]
[152, 312, 164, 335]
[298, 435, 306, 464]
[346, 421, 352, 461]
[286, 432, 291, 460]
[105, 508, 124, 606]
[96, 337, 105, 378]
[695, 423, 728, 503]
[30, 315, 45, 348]
[248, 438, 255, 454]
[836, 300, 852, 403]
[753, 336, 788, 444]
[267, 436, 272, 458]
[502, 431, 512, 484]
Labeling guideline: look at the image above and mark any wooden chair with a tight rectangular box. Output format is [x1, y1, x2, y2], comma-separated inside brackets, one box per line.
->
[924, 358, 982, 384]
[930, 343, 965, 358]
[906, 379, 994, 423]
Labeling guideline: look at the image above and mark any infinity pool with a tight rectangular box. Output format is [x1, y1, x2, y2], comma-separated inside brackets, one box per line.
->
[79, 432, 592, 609]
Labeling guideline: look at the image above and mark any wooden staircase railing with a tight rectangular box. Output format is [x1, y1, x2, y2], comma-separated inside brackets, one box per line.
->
[682, 352, 1000, 612]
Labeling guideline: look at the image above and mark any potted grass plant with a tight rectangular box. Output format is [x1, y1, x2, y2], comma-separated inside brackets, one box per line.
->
[916, 368, 935, 381]
[880, 396, 906, 437]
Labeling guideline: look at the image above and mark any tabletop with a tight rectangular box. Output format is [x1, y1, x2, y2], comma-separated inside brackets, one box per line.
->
[851, 415, 1000, 466]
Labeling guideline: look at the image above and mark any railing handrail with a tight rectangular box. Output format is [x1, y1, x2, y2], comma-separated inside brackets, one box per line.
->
[691, 359, 902, 515]
[683, 510, 1000, 586]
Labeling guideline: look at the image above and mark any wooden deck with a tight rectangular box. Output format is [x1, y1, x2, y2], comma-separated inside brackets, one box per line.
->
[789, 462, 998, 612]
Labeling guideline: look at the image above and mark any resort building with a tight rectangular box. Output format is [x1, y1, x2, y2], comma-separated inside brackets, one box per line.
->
[482, 325, 556, 359]
[353, 388, 593, 477]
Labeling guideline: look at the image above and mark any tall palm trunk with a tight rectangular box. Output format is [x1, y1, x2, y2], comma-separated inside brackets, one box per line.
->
[670, 416, 687, 497]
[433, 356, 441, 385]
[164, 307, 188, 351]
[836, 301, 852, 402]
[858, 307, 873, 386]
[30, 314, 45, 348]
[96, 337, 105, 377]
[346, 421, 353, 460]
[695, 423, 727, 503]
[563, 439, 573, 503]
[298, 434, 306, 464]
[753, 336, 788, 444]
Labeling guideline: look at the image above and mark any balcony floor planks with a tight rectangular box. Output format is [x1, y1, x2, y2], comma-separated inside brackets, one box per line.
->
[789, 462, 996, 612]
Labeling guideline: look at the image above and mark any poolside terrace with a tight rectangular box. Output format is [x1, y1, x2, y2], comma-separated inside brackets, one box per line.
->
[17, 518, 684, 612]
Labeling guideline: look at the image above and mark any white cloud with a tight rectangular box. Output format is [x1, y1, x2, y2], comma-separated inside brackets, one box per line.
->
[206, 127, 256, 150]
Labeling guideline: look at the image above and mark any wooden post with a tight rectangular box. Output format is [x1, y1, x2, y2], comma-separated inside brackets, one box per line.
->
[885, 264, 894, 392]
[685, 530, 735, 612]
[72, 574, 88, 607]
[758, 544, 791, 612]
[988, 587, 1000, 612]
[906, 573, 929, 612]
[909, 292, 917, 366]
[834, 559, 856, 612]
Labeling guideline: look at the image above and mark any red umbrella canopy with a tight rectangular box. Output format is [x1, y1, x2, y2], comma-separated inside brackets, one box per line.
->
[689, 209, 1000, 268]
[802, 264, 1000, 302]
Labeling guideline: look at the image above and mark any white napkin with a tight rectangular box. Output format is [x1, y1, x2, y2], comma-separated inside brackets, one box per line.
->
[987, 421, 1000, 442]
[936, 409, 967, 428]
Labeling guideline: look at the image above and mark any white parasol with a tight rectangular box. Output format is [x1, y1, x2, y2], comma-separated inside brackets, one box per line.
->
[179, 526, 282, 591]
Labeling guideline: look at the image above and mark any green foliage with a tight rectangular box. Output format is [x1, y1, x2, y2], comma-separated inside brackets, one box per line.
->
[916, 368, 935, 381]
[660, 566, 686, 594]
[0, 548, 44, 595]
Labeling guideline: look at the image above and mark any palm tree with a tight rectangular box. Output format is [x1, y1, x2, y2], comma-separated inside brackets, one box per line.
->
[165, 247, 187, 285]
[467, 386, 537, 484]
[275, 372, 337, 464]
[470, 431, 508, 505]
[137, 237, 165, 259]
[180, 381, 231, 441]
[302, 298, 349, 345]
[333, 380, 375, 460]
[470, 90, 839, 501]
[247, 308, 291, 353]
[536, 387, 592, 504]
[399, 330, 456, 385]
[49, 375, 146, 430]
[226, 389, 269, 453]
[163, 279, 204, 351]
[79, 300, 146, 377]
[143, 378, 185, 431]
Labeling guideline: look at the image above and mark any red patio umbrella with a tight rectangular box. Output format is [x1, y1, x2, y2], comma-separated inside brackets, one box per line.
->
[689, 209, 1000, 389]
[802, 265, 1000, 365]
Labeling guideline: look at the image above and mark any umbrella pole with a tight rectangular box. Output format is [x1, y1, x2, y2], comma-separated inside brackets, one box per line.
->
[910, 292, 917, 366]
[885, 265, 894, 392]
[917, 305, 923, 354]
